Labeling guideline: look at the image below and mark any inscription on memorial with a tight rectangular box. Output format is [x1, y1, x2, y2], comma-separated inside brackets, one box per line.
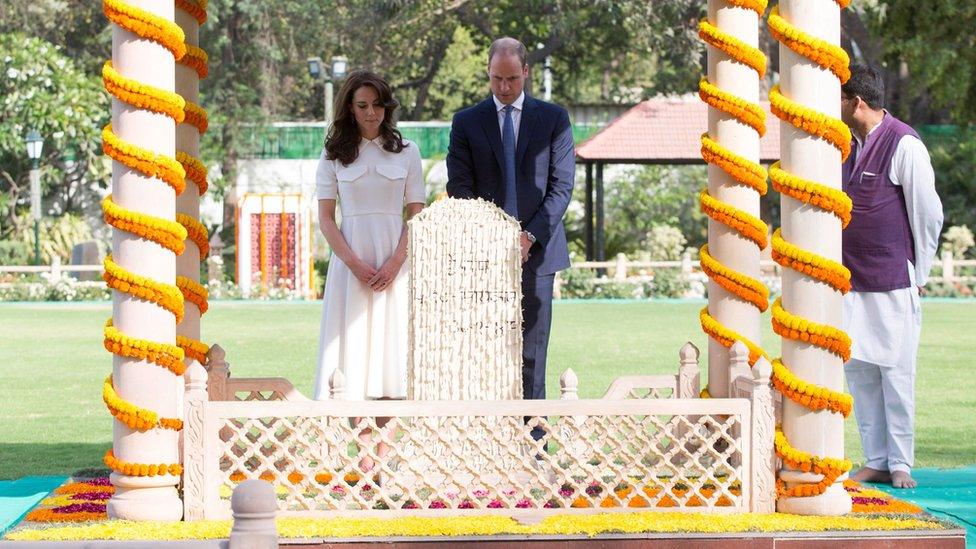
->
[407, 198, 523, 401]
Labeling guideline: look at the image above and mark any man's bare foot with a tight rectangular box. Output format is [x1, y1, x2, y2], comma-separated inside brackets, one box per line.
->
[891, 470, 917, 489]
[851, 467, 891, 483]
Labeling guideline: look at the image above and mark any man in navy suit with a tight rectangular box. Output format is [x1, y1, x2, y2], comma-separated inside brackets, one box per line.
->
[447, 37, 576, 407]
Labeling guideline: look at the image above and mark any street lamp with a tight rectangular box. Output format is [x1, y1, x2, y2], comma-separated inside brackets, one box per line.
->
[307, 55, 349, 127]
[25, 129, 44, 266]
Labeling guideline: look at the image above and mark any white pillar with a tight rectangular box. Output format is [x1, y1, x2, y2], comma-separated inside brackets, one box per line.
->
[176, 0, 209, 368]
[106, 0, 183, 520]
[774, 0, 852, 515]
[702, 0, 766, 397]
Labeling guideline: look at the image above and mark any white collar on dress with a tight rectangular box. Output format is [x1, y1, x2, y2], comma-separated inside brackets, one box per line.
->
[493, 91, 525, 113]
[359, 136, 382, 149]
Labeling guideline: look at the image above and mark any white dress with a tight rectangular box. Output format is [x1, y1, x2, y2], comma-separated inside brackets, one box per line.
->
[313, 137, 426, 400]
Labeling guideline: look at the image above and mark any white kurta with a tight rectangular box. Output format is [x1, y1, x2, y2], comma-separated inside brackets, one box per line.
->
[313, 138, 426, 401]
[843, 127, 944, 474]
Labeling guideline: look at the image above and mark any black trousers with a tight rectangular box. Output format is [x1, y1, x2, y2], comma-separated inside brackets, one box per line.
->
[522, 272, 555, 443]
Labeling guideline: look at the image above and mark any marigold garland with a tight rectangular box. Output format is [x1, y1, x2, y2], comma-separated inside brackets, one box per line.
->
[104, 319, 186, 375]
[769, 162, 852, 228]
[102, 62, 186, 123]
[700, 133, 768, 194]
[103, 375, 183, 431]
[102, 195, 187, 254]
[177, 151, 209, 195]
[769, 85, 851, 160]
[700, 244, 770, 311]
[175, 0, 207, 25]
[771, 229, 851, 293]
[177, 335, 210, 365]
[177, 275, 209, 315]
[699, 190, 768, 249]
[724, 0, 768, 14]
[103, 449, 183, 477]
[699, 78, 767, 136]
[699, 307, 768, 365]
[183, 100, 209, 134]
[177, 213, 210, 259]
[771, 359, 853, 417]
[767, 6, 850, 83]
[102, 124, 186, 196]
[698, 21, 767, 77]
[103, 255, 185, 322]
[178, 44, 209, 79]
[772, 297, 851, 361]
[103, 0, 187, 60]
[775, 427, 852, 498]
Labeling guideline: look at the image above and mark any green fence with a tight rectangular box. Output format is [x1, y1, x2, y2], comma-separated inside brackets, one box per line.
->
[238, 122, 605, 160]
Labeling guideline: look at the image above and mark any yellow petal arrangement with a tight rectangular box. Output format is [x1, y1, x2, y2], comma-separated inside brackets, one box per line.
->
[101, 125, 186, 195]
[700, 133, 768, 195]
[177, 276, 209, 315]
[768, 0, 854, 498]
[103, 320, 186, 376]
[102, 195, 187, 255]
[700, 244, 770, 312]
[103, 375, 183, 432]
[100, 0, 208, 481]
[767, 6, 850, 82]
[101, 62, 186, 123]
[698, 21, 767, 78]
[769, 162, 852, 228]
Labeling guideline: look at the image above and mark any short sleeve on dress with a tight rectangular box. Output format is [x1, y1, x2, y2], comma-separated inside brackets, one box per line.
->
[404, 142, 426, 204]
[315, 149, 338, 200]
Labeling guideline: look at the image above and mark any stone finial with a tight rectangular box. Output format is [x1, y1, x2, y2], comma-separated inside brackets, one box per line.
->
[329, 369, 346, 400]
[752, 356, 773, 384]
[207, 343, 226, 367]
[679, 342, 700, 364]
[185, 361, 208, 399]
[559, 368, 579, 400]
[229, 480, 277, 549]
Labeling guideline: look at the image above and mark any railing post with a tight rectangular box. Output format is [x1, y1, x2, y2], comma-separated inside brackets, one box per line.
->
[942, 249, 954, 283]
[329, 369, 346, 400]
[553, 270, 562, 299]
[182, 360, 209, 521]
[229, 480, 278, 549]
[50, 256, 62, 280]
[677, 342, 701, 399]
[728, 341, 751, 396]
[207, 344, 229, 401]
[681, 250, 693, 279]
[559, 368, 579, 400]
[749, 357, 776, 513]
[614, 253, 628, 281]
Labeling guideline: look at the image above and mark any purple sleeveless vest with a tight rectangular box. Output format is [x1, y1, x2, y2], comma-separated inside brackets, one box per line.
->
[842, 113, 917, 292]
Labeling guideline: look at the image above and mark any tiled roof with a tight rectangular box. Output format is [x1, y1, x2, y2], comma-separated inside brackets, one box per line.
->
[576, 98, 780, 163]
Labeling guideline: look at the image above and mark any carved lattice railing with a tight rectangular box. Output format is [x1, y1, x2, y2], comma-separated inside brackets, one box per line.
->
[183, 341, 775, 519]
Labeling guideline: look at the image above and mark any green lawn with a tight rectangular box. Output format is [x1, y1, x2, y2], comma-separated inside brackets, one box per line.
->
[0, 300, 973, 479]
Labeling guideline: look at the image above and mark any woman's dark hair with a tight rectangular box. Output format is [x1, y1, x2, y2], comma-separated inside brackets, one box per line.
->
[324, 69, 405, 166]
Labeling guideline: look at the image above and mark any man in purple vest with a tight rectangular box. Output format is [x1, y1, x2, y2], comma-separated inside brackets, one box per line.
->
[841, 64, 943, 489]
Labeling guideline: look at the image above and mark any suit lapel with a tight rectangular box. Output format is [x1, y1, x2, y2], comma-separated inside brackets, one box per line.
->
[516, 96, 538, 170]
[478, 97, 505, 173]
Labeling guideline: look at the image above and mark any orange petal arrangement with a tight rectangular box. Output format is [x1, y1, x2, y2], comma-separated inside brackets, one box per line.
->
[768, 0, 854, 498]
[99, 0, 209, 481]
[697, 0, 770, 369]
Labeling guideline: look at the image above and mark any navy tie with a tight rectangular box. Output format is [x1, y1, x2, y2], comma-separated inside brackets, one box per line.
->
[502, 104, 518, 218]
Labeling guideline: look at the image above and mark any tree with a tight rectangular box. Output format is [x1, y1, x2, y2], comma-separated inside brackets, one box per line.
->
[0, 33, 108, 241]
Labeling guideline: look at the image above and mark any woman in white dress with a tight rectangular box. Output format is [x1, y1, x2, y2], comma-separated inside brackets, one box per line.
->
[313, 70, 425, 473]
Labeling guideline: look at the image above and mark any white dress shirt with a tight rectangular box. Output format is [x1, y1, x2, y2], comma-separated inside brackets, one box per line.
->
[492, 91, 525, 146]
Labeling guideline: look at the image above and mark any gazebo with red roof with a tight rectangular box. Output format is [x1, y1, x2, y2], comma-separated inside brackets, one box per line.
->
[575, 97, 780, 261]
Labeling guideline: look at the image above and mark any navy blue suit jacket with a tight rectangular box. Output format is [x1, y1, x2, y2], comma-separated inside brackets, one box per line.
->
[446, 95, 575, 276]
